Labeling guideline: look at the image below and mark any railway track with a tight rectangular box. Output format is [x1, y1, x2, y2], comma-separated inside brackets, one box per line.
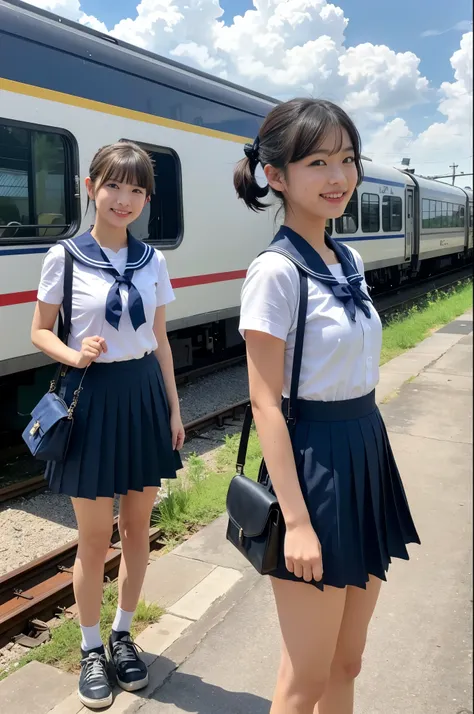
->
[0, 401, 249, 649]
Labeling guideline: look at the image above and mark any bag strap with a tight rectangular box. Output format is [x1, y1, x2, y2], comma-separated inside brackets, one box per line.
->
[286, 271, 308, 425]
[236, 269, 308, 475]
[51, 248, 74, 392]
[57, 248, 73, 344]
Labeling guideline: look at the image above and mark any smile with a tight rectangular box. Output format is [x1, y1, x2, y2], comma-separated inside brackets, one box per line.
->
[320, 192, 346, 204]
[111, 208, 131, 216]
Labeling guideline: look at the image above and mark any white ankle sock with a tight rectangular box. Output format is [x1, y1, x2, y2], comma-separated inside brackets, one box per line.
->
[80, 623, 102, 652]
[112, 606, 135, 634]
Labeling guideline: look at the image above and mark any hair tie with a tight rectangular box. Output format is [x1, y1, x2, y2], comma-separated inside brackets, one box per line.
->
[244, 136, 260, 167]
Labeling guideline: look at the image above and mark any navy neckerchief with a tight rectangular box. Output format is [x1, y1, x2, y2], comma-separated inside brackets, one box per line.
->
[263, 226, 372, 322]
[61, 230, 155, 331]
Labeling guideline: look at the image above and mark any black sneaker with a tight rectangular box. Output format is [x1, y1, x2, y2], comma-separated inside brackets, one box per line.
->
[78, 646, 113, 709]
[108, 631, 149, 692]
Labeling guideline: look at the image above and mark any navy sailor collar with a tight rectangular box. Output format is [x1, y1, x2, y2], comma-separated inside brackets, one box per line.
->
[60, 229, 154, 273]
[59, 230, 155, 331]
[263, 226, 373, 322]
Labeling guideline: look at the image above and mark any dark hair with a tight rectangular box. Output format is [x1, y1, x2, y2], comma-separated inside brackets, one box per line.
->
[233, 98, 363, 212]
[86, 141, 154, 211]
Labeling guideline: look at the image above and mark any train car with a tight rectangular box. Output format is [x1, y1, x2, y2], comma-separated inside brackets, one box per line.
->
[0, 0, 471, 429]
[408, 175, 470, 273]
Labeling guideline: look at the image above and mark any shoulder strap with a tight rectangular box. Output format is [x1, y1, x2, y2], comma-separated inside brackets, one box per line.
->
[57, 248, 73, 344]
[236, 268, 307, 475]
[286, 272, 307, 423]
[52, 248, 74, 391]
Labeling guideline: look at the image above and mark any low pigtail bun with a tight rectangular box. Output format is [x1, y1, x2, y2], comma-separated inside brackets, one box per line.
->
[233, 154, 269, 213]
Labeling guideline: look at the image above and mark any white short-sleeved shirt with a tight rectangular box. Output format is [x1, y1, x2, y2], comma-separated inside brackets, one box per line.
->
[239, 246, 382, 402]
[38, 243, 175, 362]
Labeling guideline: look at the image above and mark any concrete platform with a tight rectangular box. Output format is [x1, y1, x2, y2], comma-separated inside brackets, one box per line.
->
[0, 661, 77, 714]
[1, 310, 472, 714]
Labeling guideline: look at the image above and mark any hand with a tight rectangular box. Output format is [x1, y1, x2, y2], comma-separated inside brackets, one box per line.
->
[74, 336, 108, 368]
[170, 410, 185, 450]
[284, 521, 323, 583]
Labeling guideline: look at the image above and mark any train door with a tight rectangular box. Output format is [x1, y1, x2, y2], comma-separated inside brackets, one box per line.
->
[405, 187, 414, 260]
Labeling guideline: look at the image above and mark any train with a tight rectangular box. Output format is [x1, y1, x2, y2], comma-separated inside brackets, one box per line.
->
[0, 0, 472, 429]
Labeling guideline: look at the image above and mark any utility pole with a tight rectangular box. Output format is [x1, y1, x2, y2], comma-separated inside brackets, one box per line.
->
[450, 162, 459, 185]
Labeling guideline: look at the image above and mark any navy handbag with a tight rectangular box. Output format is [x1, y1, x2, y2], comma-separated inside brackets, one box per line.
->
[22, 250, 84, 463]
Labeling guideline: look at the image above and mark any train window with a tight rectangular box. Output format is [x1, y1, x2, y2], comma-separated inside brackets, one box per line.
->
[382, 196, 402, 232]
[469, 204, 473, 229]
[446, 203, 454, 227]
[422, 198, 430, 228]
[441, 202, 448, 228]
[335, 190, 358, 234]
[454, 204, 465, 227]
[0, 122, 77, 241]
[361, 193, 380, 233]
[325, 219, 333, 235]
[127, 142, 182, 248]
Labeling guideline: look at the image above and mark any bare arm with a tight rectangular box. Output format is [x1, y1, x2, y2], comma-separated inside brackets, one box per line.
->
[246, 330, 323, 582]
[31, 301, 106, 368]
[153, 305, 185, 449]
[246, 330, 309, 527]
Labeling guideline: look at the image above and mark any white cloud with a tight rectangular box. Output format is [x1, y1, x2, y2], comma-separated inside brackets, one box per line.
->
[21, 1, 473, 184]
[421, 20, 472, 38]
[27, 0, 81, 18]
[364, 32, 473, 185]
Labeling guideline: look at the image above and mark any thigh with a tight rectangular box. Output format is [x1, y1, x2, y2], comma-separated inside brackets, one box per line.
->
[271, 577, 347, 678]
[332, 575, 382, 664]
[72, 497, 115, 541]
[119, 487, 158, 529]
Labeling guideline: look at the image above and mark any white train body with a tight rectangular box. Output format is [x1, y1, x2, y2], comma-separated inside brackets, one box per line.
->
[0, 0, 472, 399]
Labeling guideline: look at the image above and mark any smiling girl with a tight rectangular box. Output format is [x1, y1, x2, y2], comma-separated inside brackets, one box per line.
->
[31, 141, 184, 709]
[234, 99, 420, 714]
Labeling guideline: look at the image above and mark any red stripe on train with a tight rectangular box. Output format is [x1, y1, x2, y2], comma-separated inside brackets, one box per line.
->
[171, 269, 247, 288]
[0, 290, 38, 307]
[0, 270, 248, 307]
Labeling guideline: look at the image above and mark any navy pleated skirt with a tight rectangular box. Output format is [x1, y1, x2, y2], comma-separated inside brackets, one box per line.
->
[272, 390, 420, 590]
[45, 353, 182, 500]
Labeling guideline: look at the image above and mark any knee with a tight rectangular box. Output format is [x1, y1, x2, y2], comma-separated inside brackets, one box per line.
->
[118, 514, 149, 542]
[78, 524, 113, 558]
[332, 655, 363, 681]
[279, 661, 329, 707]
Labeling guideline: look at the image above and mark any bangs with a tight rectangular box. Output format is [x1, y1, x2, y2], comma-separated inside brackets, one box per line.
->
[95, 144, 155, 196]
[283, 101, 363, 183]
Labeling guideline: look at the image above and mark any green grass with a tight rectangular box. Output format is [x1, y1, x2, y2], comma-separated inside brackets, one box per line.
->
[0, 583, 162, 681]
[151, 430, 262, 544]
[380, 280, 472, 364]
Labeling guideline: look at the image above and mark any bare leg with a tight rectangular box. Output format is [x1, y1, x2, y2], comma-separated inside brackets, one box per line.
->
[117, 487, 158, 612]
[316, 576, 382, 714]
[71, 497, 115, 627]
[270, 578, 347, 714]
